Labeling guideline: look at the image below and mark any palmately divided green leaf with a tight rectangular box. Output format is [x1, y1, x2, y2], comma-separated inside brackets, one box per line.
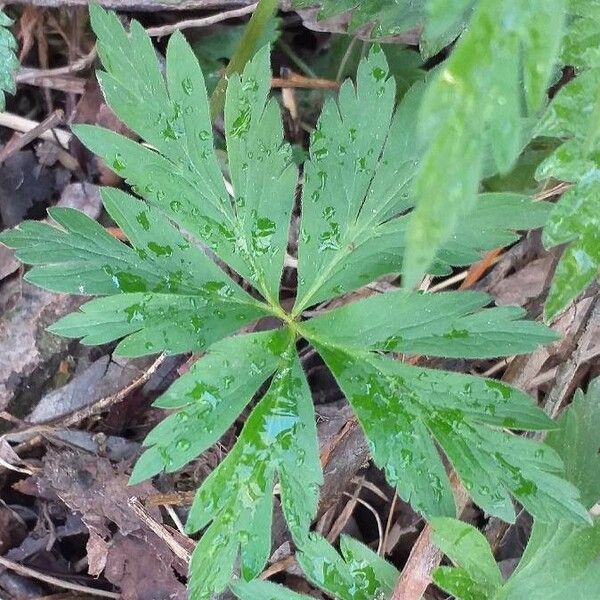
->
[535, 5, 600, 319]
[0, 10, 18, 110]
[404, 0, 566, 287]
[0, 5, 588, 598]
[432, 377, 600, 600]
[232, 533, 398, 600]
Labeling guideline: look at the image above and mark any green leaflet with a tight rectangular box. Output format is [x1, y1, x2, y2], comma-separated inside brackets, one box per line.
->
[302, 290, 558, 359]
[130, 330, 287, 481]
[48, 292, 265, 357]
[314, 345, 586, 523]
[432, 377, 600, 600]
[232, 533, 398, 600]
[2, 188, 260, 298]
[404, 0, 566, 288]
[0, 5, 589, 598]
[535, 5, 600, 319]
[431, 518, 503, 600]
[0, 10, 18, 110]
[80, 5, 296, 305]
[186, 337, 321, 597]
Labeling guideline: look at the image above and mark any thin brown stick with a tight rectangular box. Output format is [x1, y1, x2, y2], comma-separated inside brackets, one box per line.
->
[0, 109, 64, 163]
[260, 556, 296, 580]
[381, 492, 398, 556]
[535, 181, 572, 200]
[128, 497, 192, 563]
[390, 472, 469, 600]
[326, 478, 364, 543]
[16, 48, 97, 82]
[0, 555, 120, 599]
[145, 3, 258, 37]
[0, 111, 72, 146]
[272, 74, 339, 90]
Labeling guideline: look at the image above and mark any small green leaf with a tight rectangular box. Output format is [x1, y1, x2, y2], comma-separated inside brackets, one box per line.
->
[431, 518, 502, 597]
[0, 10, 18, 110]
[297, 533, 398, 600]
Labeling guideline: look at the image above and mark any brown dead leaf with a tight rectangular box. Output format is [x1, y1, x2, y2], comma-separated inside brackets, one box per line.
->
[40, 449, 187, 599]
[87, 530, 109, 577]
[491, 255, 555, 307]
[0, 281, 84, 412]
[43, 448, 159, 536]
[55, 181, 102, 219]
[26, 355, 152, 424]
[105, 533, 187, 600]
[0, 506, 26, 554]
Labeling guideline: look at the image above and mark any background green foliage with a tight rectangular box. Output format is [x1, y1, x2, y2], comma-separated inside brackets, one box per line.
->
[0, 10, 18, 110]
[535, 0, 600, 318]
[431, 377, 600, 600]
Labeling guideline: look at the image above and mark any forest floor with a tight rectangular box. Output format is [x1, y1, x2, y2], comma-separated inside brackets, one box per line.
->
[0, 3, 598, 600]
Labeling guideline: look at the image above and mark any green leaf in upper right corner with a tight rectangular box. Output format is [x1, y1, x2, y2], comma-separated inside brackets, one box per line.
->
[534, 8, 600, 319]
[541, 180, 600, 320]
[0, 10, 18, 110]
[403, 0, 566, 288]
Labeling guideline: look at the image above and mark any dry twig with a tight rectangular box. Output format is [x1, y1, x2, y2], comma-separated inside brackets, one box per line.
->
[0, 555, 121, 599]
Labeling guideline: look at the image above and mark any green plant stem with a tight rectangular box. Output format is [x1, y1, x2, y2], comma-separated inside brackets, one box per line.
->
[209, 0, 278, 119]
[583, 87, 600, 155]
[277, 38, 318, 78]
[335, 36, 359, 83]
